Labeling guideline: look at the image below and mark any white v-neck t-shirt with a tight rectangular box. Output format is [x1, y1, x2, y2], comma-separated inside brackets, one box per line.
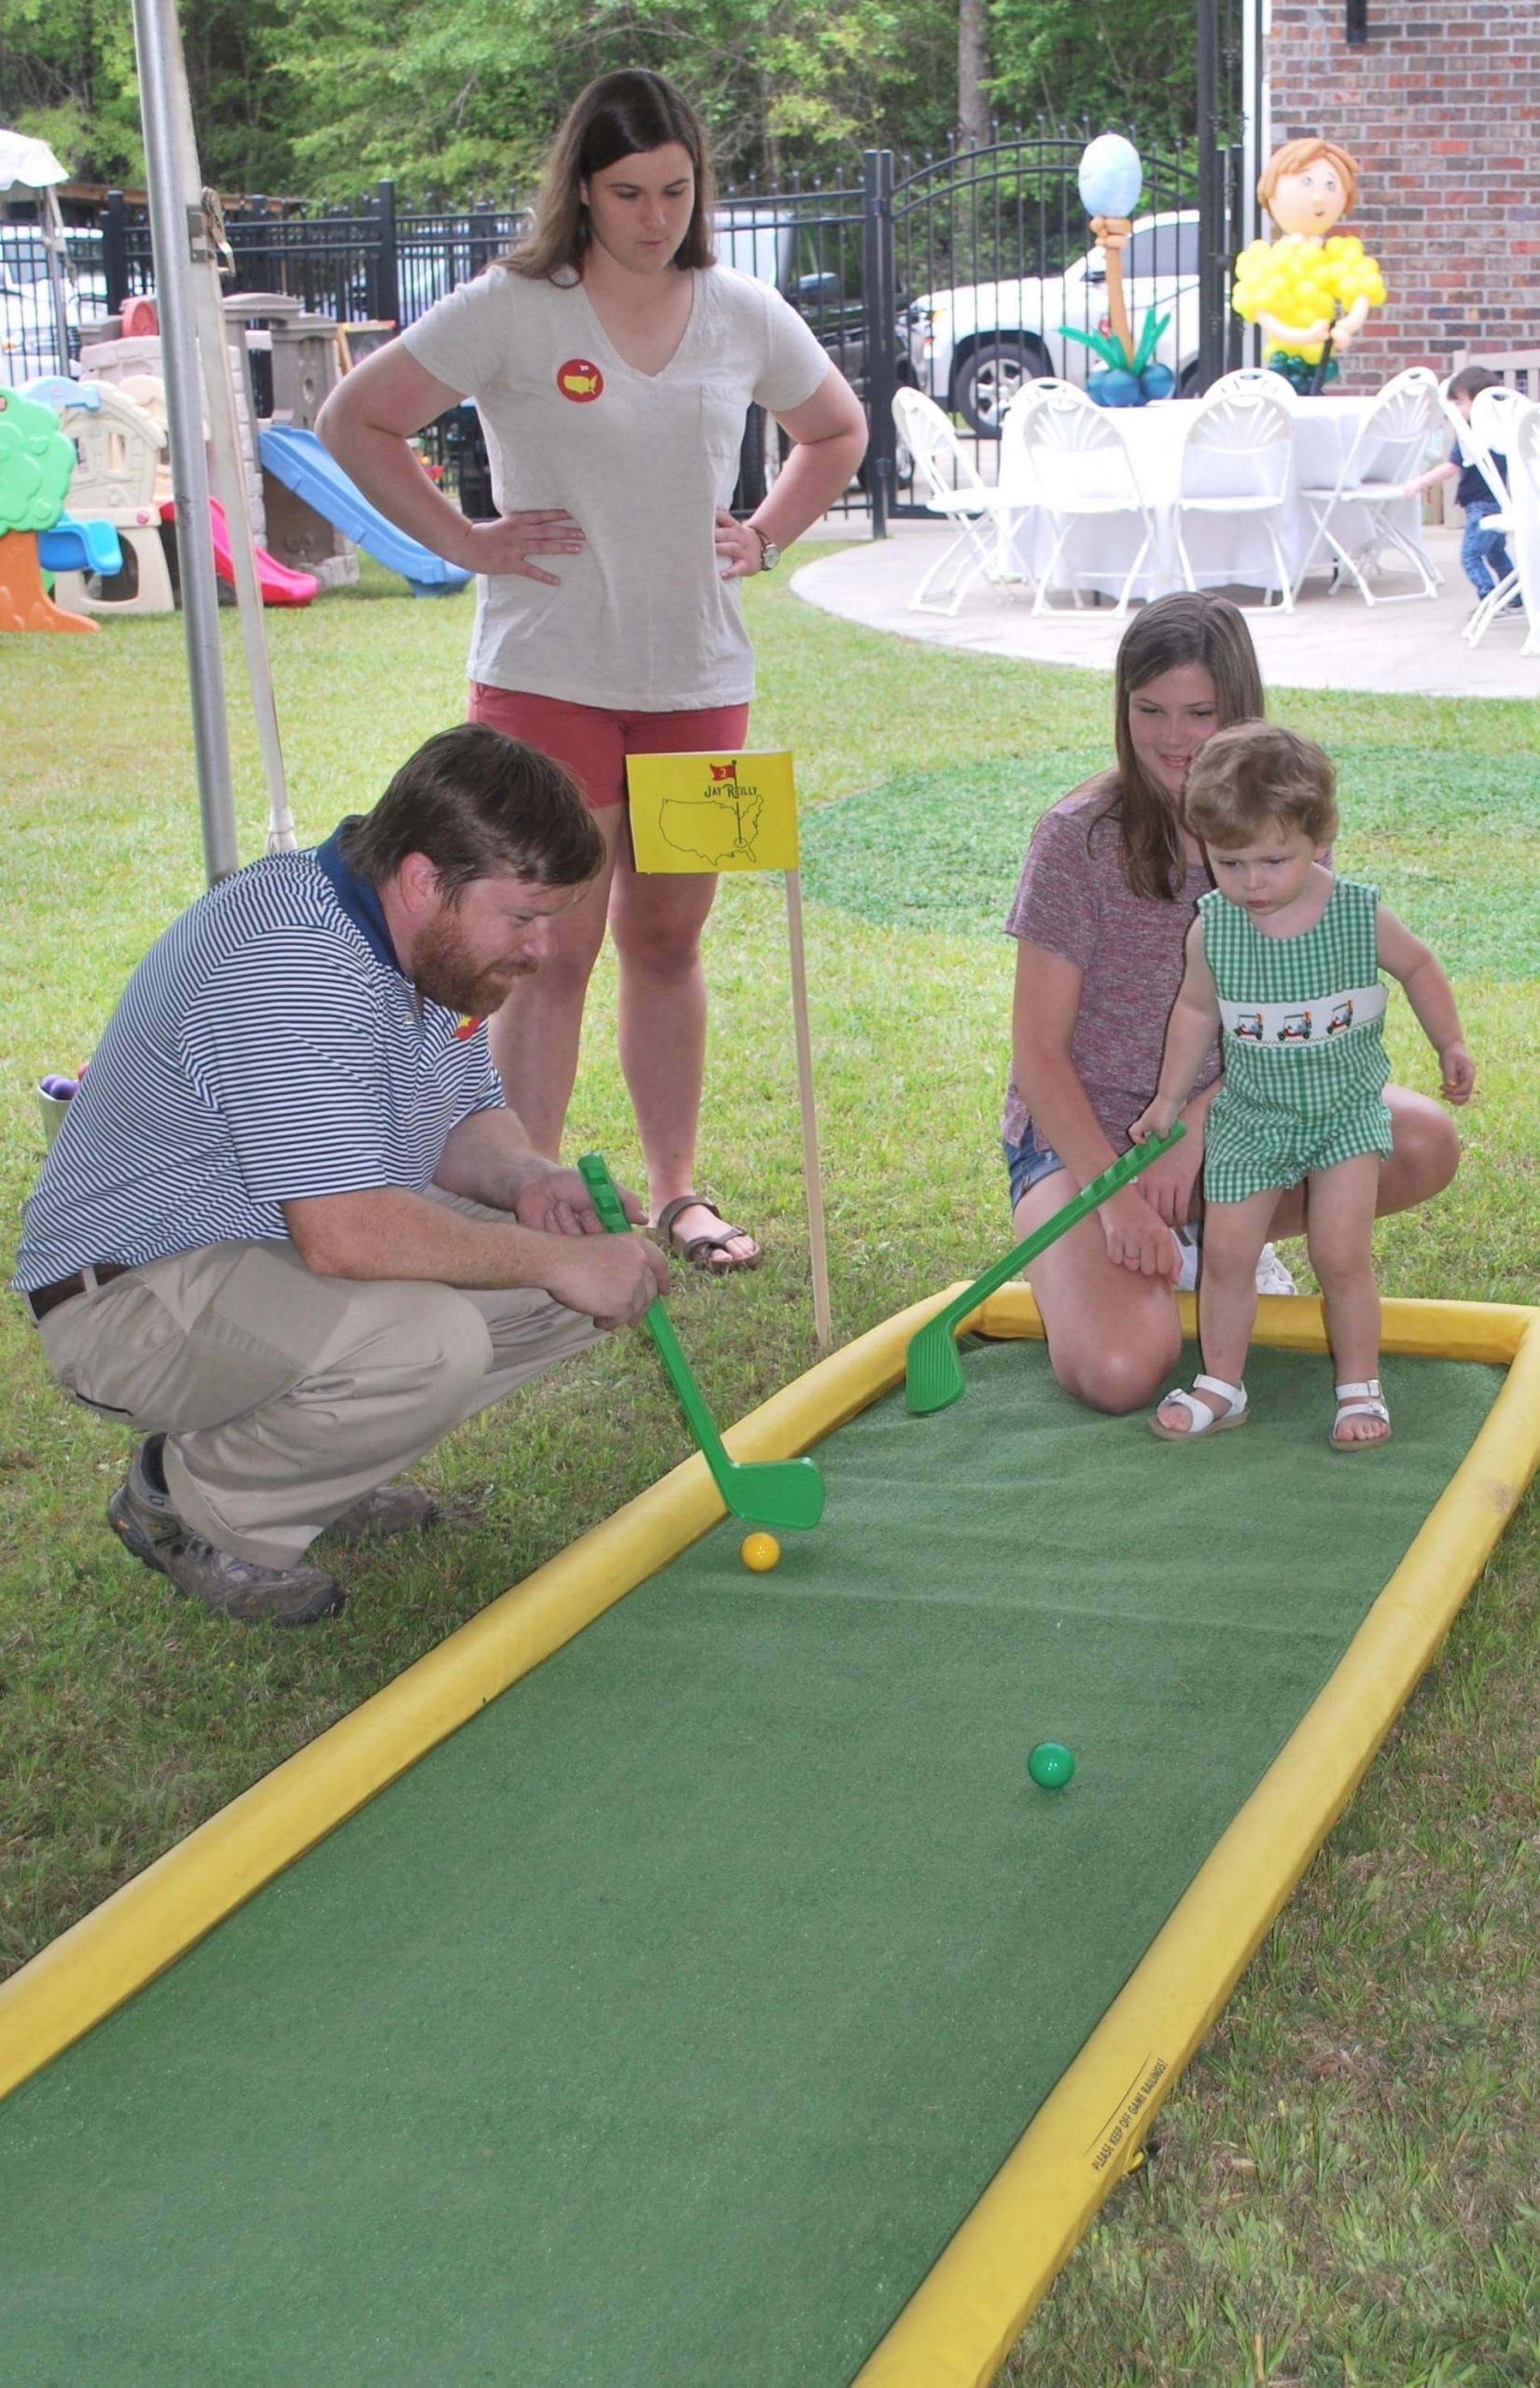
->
[401, 262, 830, 710]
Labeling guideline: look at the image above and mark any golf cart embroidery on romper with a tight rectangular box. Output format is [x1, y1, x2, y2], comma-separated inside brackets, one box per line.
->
[1214, 985, 1386, 1046]
[1200, 878, 1395, 1205]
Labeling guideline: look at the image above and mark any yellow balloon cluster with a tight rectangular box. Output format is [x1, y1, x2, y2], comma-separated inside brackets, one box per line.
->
[1232, 232, 1387, 361]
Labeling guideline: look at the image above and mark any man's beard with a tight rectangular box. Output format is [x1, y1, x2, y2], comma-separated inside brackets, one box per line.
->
[410, 912, 537, 1016]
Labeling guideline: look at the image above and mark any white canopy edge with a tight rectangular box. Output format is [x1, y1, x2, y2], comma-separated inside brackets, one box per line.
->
[0, 130, 70, 196]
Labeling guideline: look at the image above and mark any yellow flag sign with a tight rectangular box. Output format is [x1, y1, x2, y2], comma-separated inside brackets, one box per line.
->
[626, 750, 799, 874]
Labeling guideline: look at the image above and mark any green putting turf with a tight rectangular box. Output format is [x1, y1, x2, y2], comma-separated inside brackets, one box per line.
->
[0, 1340, 1503, 2387]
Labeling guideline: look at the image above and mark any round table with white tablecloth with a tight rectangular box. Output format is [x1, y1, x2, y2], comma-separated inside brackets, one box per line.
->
[998, 391, 1433, 604]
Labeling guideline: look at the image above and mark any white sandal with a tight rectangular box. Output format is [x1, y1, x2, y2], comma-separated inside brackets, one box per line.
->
[1330, 1378, 1392, 1451]
[1149, 1373, 1249, 1441]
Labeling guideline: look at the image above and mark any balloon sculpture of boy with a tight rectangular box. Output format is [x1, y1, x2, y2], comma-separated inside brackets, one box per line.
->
[1231, 138, 1386, 395]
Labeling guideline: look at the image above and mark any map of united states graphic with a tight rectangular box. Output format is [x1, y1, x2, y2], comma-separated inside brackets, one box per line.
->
[659, 777, 765, 865]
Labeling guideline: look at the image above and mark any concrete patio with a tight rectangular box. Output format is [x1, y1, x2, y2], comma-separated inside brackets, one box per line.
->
[792, 520, 1538, 700]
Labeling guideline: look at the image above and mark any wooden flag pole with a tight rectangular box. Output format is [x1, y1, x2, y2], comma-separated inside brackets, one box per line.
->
[783, 867, 832, 1347]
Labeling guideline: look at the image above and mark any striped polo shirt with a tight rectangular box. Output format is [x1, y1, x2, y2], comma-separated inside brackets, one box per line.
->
[13, 828, 503, 1295]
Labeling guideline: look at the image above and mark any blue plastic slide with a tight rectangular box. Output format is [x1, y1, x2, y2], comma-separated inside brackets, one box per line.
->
[257, 423, 472, 599]
[37, 513, 124, 576]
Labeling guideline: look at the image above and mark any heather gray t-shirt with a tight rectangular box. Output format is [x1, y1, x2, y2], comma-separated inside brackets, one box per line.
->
[1003, 780, 1220, 1151]
[401, 262, 829, 710]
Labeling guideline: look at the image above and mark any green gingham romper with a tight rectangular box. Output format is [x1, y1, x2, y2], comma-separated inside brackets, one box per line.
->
[1200, 876, 1394, 1205]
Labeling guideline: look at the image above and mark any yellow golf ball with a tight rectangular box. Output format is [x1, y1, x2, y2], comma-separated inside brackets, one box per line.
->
[741, 1532, 782, 1573]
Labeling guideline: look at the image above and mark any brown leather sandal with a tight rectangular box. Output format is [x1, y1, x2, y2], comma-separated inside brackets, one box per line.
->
[653, 1192, 761, 1273]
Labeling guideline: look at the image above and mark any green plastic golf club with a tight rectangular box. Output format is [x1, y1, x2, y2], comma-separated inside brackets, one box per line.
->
[577, 1152, 826, 1533]
[904, 1120, 1187, 1415]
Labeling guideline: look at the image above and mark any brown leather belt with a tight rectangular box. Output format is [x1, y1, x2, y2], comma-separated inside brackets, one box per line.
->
[24, 1262, 133, 1325]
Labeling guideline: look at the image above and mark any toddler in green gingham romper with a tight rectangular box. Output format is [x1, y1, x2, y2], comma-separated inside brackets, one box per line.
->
[1131, 720, 1474, 1451]
[1200, 875, 1393, 1203]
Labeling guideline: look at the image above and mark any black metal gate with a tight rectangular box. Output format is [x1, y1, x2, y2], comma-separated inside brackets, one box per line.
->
[875, 132, 1205, 524]
[726, 120, 1244, 532]
[1196, 0, 1254, 391]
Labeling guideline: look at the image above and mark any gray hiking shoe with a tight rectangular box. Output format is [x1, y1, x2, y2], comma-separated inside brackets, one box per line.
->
[105, 1436, 184, 1569]
[323, 1480, 438, 1541]
[107, 1437, 343, 1626]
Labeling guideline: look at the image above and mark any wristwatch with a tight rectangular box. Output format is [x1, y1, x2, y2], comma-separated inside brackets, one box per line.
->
[749, 523, 781, 572]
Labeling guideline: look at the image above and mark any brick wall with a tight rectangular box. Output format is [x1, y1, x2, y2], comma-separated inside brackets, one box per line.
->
[1267, 0, 1540, 385]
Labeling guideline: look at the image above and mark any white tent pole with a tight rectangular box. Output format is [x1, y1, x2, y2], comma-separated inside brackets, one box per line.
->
[195, 277, 298, 852]
[39, 186, 74, 381]
[156, 3, 295, 854]
[129, 0, 241, 885]
[190, 262, 298, 850]
[783, 868, 832, 1347]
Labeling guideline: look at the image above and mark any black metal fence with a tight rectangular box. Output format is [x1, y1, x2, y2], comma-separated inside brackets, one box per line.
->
[879, 132, 1212, 523]
[101, 183, 521, 330]
[99, 185, 521, 512]
[6, 105, 1245, 532]
[0, 220, 107, 384]
[714, 157, 915, 521]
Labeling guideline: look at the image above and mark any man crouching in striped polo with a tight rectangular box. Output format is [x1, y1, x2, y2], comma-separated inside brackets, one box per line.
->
[13, 726, 669, 1625]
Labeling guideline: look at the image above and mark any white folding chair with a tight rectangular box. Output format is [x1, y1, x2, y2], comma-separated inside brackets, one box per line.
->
[1291, 366, 1442, 604]
[891, 385, 1018, 616]
[1507, 403, 1540, 658]
[1008, 379, 1156, 618]
[1172, 369, 1296, 611]
[1457, 385, 1533, 645]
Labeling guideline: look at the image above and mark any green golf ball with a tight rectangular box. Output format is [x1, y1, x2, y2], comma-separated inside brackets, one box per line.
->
[1028, 1741, 1075, 1790]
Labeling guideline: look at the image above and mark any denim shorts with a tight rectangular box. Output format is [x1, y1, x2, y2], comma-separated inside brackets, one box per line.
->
[1003, 1121, 1067, 1211]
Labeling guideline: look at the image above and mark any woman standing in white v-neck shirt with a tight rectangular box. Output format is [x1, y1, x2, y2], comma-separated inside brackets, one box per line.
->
[319, 71, 867, 1274]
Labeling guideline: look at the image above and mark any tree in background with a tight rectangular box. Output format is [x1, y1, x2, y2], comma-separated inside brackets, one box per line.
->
[987, 0, 1197, 151]
[0, 0, 297, 191]
[279, 0, 962, 201]
[1, 0, 138, 182]
[958, 0, 991, 151]
[1, 0, 1199, 204]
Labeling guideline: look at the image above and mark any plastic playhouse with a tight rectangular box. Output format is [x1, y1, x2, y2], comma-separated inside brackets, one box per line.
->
[2, 284, 471, 626]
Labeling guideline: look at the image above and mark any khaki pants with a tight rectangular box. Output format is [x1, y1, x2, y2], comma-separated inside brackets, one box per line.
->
[37, 1194, 604, 1566]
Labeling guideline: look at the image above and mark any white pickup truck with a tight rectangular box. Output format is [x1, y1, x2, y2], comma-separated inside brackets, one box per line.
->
[910, 210, 1202, 432]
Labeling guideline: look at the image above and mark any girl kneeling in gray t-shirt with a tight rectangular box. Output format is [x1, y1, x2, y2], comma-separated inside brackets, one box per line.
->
[1002, 591, 1460, 1416]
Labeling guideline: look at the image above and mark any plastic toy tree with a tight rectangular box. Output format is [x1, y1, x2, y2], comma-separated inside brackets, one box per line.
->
[0, 385, 93, 633]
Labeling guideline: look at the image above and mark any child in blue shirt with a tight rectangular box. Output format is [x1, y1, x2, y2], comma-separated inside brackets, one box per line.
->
[1403, 364, 1514, 609]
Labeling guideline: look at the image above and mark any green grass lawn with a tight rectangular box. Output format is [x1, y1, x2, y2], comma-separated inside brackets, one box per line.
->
[2, 552, 1536, 2386]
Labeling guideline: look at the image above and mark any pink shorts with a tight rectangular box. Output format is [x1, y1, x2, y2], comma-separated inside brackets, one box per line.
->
[467, 686, 752, 812]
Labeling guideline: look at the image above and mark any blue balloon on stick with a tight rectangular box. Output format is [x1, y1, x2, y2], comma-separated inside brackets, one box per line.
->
[1077, 134, 1143, 219]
